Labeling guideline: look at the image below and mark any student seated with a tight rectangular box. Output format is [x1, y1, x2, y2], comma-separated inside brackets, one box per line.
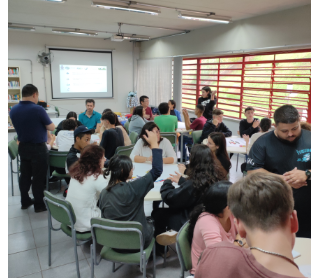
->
[140, 95, 154, 120]
[152, 145, 227, 254]
[130, 122, 177, 164]
[99, 110, 131, 146]
[154, 102, 178, 132]
[66, 145, 108, 232]
[239, 106, 260, 137]
[207, 132, 231, 173]
[99, 112, 125, 159]
[195, 173, 304, 278]
[99, 130, 163, 251]
[55, 111, 83, 136]
[79, 99, 101, 132]
[56, 119, 77, 152]
[200, 109, 232, 143]
[128, 105, 148, 136]
[168, 99, 182, 121]
[188, 181, 241, 276]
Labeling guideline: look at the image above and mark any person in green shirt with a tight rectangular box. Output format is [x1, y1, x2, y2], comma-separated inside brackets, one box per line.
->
[154, 102, 178, 132]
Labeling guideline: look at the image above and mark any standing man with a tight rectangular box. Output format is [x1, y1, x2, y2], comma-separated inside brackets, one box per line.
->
[10, 84, 55, 212]
[79, 99, 101, 132]
[239, 106, 260, 137]
[246, 104, 311, 238]
[140, 95, 154, 120]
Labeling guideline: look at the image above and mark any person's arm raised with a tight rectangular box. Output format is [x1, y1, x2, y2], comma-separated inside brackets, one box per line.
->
[182, 109, 191, 130]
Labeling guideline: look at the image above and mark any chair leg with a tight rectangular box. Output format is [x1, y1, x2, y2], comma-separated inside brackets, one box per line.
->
[48, 225, 51, 266]
[72, 229, 81, 278]
[112, 262, 116, 272]
[90, 244, 94, 278]
[142, 252, 147, 278]
[10, 160, 14, 196]
[236, 153, 239, 171]
[153, 244, 156, 278]
[16, 156, 20, 189]
[180, 270, 184, 278]
[163, 245, 167, 268]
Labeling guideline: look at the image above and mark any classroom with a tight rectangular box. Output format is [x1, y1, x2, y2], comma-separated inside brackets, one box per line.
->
[7, 1, 311, 278]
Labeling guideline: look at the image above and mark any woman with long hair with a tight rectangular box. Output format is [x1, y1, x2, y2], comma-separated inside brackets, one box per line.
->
[188, 181, 242, 275]
[207, 132, 231, 173]
[98, 130, 163, 251]
[66, 144, 108, 232]
[152, 144, 227, 254]
[55, 111, 83, 135]
[130, 122, 177, 164]
[128, 105, 148, 136]
[197, 86, 217, 120]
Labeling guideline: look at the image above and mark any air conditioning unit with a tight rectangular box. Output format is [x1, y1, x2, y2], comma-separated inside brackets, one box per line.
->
[111, 34, 124, 42]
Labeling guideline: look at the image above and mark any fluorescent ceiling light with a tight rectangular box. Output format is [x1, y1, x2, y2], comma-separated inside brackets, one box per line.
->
[92, 1, 159, 15]
[111, 34, 150, 41]
[178, 12, 231, 24]
[8, 24, 35, 31]
[44, 0, 66, 2]
[52, 29, 98, 36]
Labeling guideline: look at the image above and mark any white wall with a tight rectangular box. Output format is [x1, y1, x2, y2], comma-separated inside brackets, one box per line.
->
[8, 31, 134, 116]
[140, 4, 311, 59]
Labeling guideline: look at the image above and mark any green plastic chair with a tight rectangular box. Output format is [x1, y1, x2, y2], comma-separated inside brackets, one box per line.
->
[160, 132, 178, 153]
[90, 218, 156, 278]
[13, 135, 18, 141]
[46, 151, 70, 191]
[115, 145, 135, 157]
[192, 130, 203, 144]
[124, 121, 130, 133]
[8, 140, 20, 196]
[129, 131, 139, 144]
[176, 221, 192, 278]
[51, 128, 57, 135]
[55, 106, 60, 118]
[43, 191, 91, 278]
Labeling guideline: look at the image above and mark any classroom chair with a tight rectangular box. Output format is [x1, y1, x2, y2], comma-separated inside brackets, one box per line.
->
[43, 191, 92, 278]
[176, 221, 192, 278]
[51, 128, 57, 135]
[46, 151, 70, 192]
[115, 145, 134, 157]
[90, 218, 156, 278]
[129, 131, 139, 144]
[192, 130, 202, 144]
[55, 106, 60, 118]
[8, 140, 20, 196]
[13, 135, 18, 141]
[124, 121, 130, 133]
[160, 132, 178, 153]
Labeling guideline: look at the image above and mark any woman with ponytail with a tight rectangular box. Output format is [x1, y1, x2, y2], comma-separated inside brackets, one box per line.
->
[188, 181, 239, 276]
[197, 86, 217, 120]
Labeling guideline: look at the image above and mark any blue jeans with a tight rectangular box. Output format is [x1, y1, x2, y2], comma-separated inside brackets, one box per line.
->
[178, 135, 193, 162]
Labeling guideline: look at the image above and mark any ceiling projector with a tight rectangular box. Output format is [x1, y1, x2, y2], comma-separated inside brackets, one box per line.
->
[111, 35, 124, 42]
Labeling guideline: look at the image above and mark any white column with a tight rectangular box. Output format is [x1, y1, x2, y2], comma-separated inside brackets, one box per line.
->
[173, 57, 183, 111]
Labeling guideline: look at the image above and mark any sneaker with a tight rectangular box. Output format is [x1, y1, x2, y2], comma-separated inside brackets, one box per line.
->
[34, 206, 47, 213]
[156, 230, 178, 246]
[21, 198, 34, 210]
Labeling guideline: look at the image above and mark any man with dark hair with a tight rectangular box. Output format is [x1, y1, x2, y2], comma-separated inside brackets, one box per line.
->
[246, 105, 311, 238]
[154, 102, 178, 132]
[139, 95, 154, 120]
[79, 99, 101, 131]
[10, 84, 55, 212]
[196, 172, 304, 278]
[100, 112, 124, 159]
[239, 106, 260, 137]
[199, 108, 232, 143]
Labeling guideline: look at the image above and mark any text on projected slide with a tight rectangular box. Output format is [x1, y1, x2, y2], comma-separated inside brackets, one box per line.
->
[60, 65, 107, 93]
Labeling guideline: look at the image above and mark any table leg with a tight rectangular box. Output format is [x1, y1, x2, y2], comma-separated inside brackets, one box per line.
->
[180, 134, 184, 163]
[236, 153, 239, 171]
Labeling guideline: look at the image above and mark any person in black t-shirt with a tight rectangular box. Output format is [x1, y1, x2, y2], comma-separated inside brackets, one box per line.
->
[197, 86, 217, 120]
[246, 105, 311, 238]
[239, 106, 260, 137]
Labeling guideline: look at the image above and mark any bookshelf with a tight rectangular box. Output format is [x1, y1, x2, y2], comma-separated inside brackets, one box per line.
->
[8, 67, 21, 132]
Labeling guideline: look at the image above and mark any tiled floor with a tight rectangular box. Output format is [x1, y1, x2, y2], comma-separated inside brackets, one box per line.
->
[8, 143, 245, 278]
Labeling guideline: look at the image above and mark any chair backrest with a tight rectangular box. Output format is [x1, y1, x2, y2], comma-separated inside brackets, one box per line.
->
[91, 218, 143, 250]
[51, 128, 57, 135]
[13, 135, 18, 141]
[8, 140, 19, 160]
[176, 221, 192, 272]
[129, 131, 139, 144]
[55, 106, 60, 117]
[49, 151, 69, 168]
[43, 190, 76, 225]
[124, 121, 130, 133]
[160, 132, 177, 146]
[192, 130, 203, 144]
[115, 145, 134, 157]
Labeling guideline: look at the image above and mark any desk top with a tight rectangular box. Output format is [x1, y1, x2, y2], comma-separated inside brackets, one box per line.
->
[226, 136, 248, 154]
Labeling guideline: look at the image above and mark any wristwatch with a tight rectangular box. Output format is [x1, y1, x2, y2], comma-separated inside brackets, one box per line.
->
[234, 239, 245, 247]
[305, 169, 311, 180]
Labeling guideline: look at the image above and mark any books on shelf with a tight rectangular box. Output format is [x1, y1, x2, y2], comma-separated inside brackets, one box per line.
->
[8, 68, 19, 76]
[8, 94, 20, 101]
[8, 81, 20, 88]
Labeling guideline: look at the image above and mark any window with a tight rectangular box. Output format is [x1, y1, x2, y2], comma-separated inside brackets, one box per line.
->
[182, 50, 311, 122]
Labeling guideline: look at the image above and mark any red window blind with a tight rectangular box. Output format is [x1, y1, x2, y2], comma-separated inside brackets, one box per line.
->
[182, 49, 311, 123]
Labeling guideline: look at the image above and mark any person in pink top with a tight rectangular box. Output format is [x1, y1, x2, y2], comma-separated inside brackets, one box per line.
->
[188, 180, 247, 276]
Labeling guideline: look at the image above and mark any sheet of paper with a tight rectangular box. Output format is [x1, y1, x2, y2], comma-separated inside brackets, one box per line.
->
[226, 137, 248, 147]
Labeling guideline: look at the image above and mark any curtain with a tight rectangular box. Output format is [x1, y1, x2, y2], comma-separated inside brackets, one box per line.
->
[137, 58, 172, 107]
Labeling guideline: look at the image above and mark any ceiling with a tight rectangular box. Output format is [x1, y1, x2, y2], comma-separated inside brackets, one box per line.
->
[8, 0, 311, 40]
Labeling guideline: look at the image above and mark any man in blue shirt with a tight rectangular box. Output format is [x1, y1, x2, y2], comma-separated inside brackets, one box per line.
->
[78, 99, 101, 132]
[10, 84, 55, 212]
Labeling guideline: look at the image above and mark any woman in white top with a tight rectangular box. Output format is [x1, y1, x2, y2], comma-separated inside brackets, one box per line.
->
[99, 109, 131, 146]
[130, 122, 177, 164]
[66, 144, 109, 232]
[56, 119, 76, 152]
